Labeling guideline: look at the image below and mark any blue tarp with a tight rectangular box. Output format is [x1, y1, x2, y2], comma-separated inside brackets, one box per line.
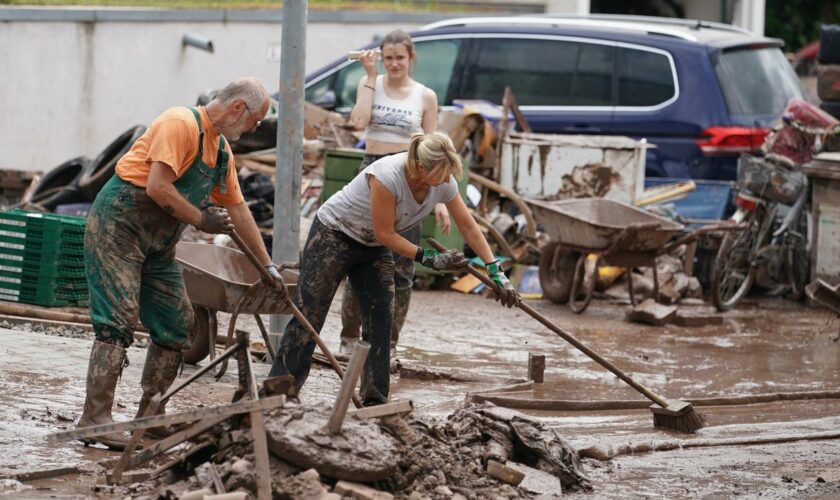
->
[644, 178, 736, 222]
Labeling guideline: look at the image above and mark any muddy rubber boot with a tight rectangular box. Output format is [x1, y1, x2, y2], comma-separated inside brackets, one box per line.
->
[135, 342, 183, 439]
[76, 340, 132, 451]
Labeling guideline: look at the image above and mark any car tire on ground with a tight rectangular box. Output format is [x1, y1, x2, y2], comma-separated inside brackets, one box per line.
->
[78, 125, 146, 200]
[23, 156, 89, 210]
[819, 25, 840, 64]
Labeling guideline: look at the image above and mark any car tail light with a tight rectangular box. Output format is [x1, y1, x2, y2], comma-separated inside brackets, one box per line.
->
[696, 127, 769, 155]
[735, 193, 759, 211]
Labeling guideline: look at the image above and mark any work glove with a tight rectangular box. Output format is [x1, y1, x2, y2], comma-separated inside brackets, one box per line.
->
[419, 248, 469, 271]
[196, 206, 234, 234]
[486, 260, 520, 308]
[264, 264, 289, 301]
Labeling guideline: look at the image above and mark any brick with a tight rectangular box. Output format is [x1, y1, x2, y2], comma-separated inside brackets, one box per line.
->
[334, 480, 394, 500]
[486, 459, 525, 486]
[625, 299, 677, 326]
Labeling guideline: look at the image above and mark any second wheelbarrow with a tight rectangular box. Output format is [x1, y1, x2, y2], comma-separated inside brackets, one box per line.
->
[530, 198, 735, 313]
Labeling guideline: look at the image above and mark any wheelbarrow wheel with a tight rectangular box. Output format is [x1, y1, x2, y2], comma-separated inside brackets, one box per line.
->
[184, 304, 216, 365]
[538, 242, 578, 304]
[568, 254, 597, 314]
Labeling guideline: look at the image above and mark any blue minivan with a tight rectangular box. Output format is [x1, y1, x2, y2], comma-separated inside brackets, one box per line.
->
[304, 15, 803, 180]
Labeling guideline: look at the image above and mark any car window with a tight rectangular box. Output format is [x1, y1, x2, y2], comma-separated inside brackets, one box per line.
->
[412, 38, 462, 105]
[313, 38, 462, 111]
[464, 38, 613, 106]
[714, 47, 803, 116]
[617, 47, 675, 107]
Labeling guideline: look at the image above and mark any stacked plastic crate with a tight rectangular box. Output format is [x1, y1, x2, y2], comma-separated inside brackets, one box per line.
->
[0, 210, 88, 307]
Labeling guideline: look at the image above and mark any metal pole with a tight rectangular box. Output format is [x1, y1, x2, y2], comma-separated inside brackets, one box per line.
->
[270, 0, 308, 349]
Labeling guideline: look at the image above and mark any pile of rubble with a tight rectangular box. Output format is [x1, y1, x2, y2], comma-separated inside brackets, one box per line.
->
[91, 403, 589, 499]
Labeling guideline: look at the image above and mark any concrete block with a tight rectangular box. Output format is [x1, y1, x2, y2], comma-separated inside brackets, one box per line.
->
[506, 461, 563, 496]
[673, 309, 724, 327]
[625, 298, 677, 326]
[334, 480, 394, 500]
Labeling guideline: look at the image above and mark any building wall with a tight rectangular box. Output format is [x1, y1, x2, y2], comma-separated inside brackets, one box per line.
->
[0, 8, 446, 171]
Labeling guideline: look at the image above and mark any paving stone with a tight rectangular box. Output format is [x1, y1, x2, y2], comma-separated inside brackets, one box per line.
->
[625, 298, 677, 326]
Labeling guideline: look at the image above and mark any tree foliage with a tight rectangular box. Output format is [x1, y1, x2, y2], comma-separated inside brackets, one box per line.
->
[765, 0, 839, 52]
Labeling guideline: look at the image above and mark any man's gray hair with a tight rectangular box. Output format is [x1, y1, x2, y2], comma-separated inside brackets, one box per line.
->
[213, 77, 268, 109]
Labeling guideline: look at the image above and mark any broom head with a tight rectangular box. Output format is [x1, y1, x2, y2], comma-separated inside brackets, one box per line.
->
[650, 400, 705, 433]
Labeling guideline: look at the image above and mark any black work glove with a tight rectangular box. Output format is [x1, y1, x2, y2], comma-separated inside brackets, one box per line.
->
[486, 260, 520, 308]
[195, 206, 234, 234]
[419, 248, 469, 271]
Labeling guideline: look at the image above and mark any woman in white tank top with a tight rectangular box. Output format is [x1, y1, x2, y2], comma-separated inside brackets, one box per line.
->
[337, 30, 450, 362]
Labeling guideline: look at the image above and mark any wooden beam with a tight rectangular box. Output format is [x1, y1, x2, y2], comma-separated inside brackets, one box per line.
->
[48, 395, 286, 443]
[111, 394, 160, 484]
[125, 415, 230, 470]
[349, 400, 413, 420]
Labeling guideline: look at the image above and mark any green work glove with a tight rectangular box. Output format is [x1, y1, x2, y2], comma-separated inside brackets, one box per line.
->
[418, 248, 469, 271]
[486, 260, 520, 308]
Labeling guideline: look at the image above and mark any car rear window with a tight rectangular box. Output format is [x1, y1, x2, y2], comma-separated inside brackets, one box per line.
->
[464, 38, 613, 106]
[617, 47, 676, 106]
[714, 47, 803, 116]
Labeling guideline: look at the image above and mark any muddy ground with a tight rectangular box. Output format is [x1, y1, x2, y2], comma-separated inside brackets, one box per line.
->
[0, 289, 838, 498]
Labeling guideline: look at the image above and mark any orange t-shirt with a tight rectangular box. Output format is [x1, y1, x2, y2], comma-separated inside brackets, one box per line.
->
[115, 106, 244, 207]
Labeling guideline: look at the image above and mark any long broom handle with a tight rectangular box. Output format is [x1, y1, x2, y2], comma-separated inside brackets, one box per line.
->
[229, 230, 363, 409]
[428, 238, 670, 409]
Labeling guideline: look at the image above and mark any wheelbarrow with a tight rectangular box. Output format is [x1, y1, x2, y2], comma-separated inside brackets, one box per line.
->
[175, 241, 298, 368]
[529, 198, 738, 313]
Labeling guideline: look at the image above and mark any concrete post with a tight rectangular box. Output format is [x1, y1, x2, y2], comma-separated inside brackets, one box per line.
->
[270, 0, 308, 349]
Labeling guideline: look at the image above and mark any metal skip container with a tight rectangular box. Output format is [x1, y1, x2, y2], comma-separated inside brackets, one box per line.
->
[499, 131, 650, 204]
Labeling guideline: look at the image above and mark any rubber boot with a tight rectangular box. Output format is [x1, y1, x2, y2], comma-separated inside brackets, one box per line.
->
[135, 342, 183, 439]
[339, 280, 362, 357]
[76, 340, 132, 451]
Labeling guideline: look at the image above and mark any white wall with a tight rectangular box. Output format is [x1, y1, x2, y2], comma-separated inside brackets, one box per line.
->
[0, 9, 436, 172]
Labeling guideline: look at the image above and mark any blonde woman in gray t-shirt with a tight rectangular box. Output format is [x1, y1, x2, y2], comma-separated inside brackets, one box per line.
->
[269, 132, 520, 406]
[340, 29, 449, 363]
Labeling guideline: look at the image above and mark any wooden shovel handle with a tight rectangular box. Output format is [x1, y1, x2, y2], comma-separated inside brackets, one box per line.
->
[229, 230, 362, 408]
[427, 238, 669, 408]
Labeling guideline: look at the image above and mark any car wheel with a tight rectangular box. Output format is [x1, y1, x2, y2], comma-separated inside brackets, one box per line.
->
[79, 125, 146, 200]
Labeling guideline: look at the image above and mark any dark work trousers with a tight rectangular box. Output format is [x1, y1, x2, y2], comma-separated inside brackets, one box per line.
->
[269, 216, 395, 406]
[340, 152, 417, 348]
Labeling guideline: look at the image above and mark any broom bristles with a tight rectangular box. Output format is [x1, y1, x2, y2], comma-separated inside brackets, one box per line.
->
[652, 406, 705, 433]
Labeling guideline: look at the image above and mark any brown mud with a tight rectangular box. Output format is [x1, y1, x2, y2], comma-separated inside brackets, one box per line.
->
[0, 290, 838, 497]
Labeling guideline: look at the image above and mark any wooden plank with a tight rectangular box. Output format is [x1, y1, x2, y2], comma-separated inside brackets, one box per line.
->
[125, 415, 229, 470]
[244, 343, 272, 500]
[349, 400, 413, 420]
[48, 395, 285, 443]
[112, 394, 160, 483]
[505, 87, 532, 133]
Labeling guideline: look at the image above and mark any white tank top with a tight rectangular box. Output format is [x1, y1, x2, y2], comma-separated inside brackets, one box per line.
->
[365, 75, 425, 144]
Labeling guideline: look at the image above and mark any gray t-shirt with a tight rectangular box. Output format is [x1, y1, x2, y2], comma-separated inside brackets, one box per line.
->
[317, 152, 459, 246]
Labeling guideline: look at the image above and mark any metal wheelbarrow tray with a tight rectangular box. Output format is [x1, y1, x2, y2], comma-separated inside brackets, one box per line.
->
[528, 198, 736, 313]
[176, 241, 299, 366]
[528, 198, 684, 254]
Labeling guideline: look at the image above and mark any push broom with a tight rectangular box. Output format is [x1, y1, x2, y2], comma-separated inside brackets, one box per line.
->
[428, 238, 704, 434]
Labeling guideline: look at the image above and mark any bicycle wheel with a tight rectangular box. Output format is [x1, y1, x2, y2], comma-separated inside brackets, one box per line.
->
[711, 208, 767, 311]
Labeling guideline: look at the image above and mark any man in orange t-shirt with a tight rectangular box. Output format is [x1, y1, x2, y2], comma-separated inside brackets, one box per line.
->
[77, 77, 283, 450]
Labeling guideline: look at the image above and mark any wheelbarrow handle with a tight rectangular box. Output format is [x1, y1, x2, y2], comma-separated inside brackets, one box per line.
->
[229, 230, 362, 409]
[427, 237, 671, 409]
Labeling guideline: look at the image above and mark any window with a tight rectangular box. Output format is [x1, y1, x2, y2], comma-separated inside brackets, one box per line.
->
[306, 38, 462, 111]
[411, 38, 461, 105]
[714, 47, 803, 116]
[617, 47, 675, 107]
[464, 38, 613, 106]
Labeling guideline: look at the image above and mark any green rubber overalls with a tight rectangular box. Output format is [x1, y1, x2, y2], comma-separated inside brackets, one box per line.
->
[84, 108, 229, 350]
